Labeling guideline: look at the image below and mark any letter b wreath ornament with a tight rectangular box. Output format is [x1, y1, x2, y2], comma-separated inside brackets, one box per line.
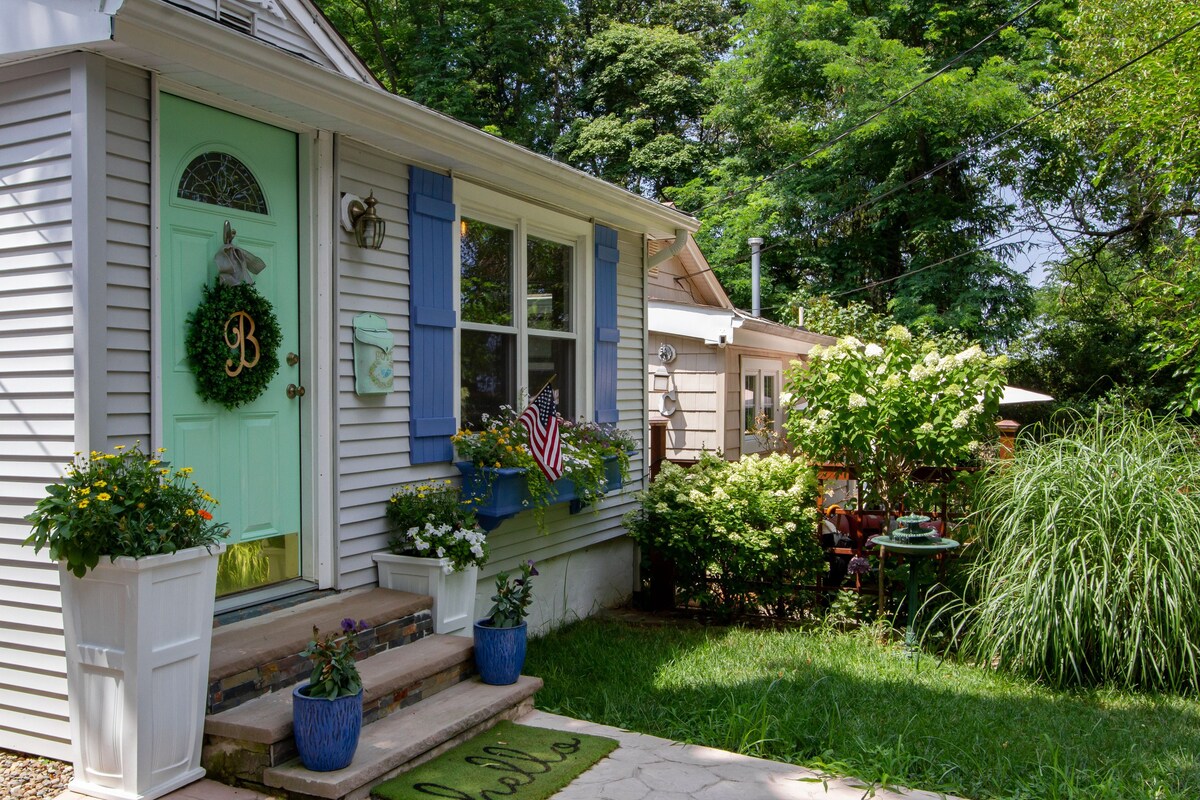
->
[185, 281, 281, 410]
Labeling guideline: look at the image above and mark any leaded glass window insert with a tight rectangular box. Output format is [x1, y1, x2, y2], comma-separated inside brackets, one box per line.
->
[177, 151, 268, 214]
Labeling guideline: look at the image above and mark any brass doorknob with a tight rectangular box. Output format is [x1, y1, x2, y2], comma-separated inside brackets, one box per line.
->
[287, 384, 306, 399]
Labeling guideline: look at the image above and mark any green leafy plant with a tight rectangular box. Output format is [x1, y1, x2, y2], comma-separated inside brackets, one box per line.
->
[486, 561, 537, 628]
[385, 480, 489, 573]
[185, 281, 281, 410]
[952, 407, 1200, 692]
[302, 618, 368, 699]
[26, 444, 228, 577]
[624, 452, 824, 616]
[452, 406, 634, 527]
[785, 326, 1005, 515]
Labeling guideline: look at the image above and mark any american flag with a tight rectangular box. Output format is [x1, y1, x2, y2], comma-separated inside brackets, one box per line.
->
[518, 384, 563, 482]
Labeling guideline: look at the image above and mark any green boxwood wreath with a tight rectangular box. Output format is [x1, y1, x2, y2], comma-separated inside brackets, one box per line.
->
[185, 281, 281, 410]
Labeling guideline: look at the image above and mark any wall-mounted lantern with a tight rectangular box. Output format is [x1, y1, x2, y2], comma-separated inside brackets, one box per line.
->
[340, 191, 386, 250]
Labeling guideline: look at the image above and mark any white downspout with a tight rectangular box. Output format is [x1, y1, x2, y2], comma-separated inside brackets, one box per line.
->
[646, 229, 690, 270]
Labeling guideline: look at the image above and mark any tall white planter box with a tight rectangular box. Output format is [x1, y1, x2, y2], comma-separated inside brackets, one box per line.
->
[373, 553, 477, 636]
[60, 544, 225, 800]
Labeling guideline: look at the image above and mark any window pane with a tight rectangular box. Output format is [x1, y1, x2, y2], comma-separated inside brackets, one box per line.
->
[461, 329, 516, 426]
[528, 336, 575, 418]
[744, 374, 758, 433]
[527, 236, 573, 332]
[461, 218, 513, 326]
[763, 374, 776, 431]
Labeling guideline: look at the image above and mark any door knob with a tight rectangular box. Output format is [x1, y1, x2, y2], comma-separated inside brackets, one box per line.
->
[287, 384, 306, 399]
[287, 352, 300, 366]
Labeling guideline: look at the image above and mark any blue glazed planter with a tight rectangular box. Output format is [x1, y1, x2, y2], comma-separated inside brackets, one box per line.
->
[456, 454, 627, 531]
[291, 684, 363, 772]
[473, 619, 528, 685]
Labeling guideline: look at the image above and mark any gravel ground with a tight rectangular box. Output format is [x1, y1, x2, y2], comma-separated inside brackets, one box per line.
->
[0, 751, 72, 800]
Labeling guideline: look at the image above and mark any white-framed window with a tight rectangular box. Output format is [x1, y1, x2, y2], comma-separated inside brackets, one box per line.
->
[741, 356, 783, 453]
[455, 182, 592, 426]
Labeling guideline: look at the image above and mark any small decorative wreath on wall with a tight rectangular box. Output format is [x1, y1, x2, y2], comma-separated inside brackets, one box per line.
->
[185, 281, 282, 410]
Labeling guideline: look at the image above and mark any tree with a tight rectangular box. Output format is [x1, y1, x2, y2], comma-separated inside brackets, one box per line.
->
[671, 0, 1068, 345]
[315, 0, 567, 150]
[558, 23, 711, 195]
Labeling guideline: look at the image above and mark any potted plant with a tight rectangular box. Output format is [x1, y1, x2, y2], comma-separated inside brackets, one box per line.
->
[452, 407, 635, 531]
[373, 481, 489, 635]
[473, 561, 536, 685]
[25, 444, 228, 800]
[293, 620, 368, 772]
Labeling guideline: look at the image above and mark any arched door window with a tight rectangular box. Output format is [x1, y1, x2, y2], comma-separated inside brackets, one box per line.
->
[177, 151, 268, 214]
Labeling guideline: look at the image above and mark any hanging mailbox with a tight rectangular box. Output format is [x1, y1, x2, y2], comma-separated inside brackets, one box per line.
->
[352, 313, 394, 396]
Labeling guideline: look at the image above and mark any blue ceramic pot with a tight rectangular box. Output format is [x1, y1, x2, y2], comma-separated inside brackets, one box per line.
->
[473, 619, 527, 685]
[292, 684, 363, 771]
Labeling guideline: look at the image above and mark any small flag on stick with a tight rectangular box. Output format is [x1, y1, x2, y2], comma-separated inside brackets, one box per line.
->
[519, 383, 563, 482]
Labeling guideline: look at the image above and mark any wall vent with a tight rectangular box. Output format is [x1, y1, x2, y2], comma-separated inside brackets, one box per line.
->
[217, 1, 256, 36]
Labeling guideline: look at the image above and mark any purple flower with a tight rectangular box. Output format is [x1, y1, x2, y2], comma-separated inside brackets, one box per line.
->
[340, 617, 357, 633]
[527, 560, 539, 576]
[847, 555, 871, 576]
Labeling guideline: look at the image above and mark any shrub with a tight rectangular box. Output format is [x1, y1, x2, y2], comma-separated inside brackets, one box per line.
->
[624, 452, 824, 616]
[955, 408, 1200, 692]
[784, 326, 1005, 514]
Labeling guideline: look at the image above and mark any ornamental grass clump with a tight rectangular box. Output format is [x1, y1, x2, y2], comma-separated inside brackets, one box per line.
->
[26, 444, 228, 577]
[956, 408, 1200, 692]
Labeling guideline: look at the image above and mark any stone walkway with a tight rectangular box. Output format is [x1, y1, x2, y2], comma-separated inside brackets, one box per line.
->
[521, 711, 958, 800]
[51, 711, 959, 800]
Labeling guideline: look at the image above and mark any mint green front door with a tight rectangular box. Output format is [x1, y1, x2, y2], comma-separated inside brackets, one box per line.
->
[159, 94, 303, 596]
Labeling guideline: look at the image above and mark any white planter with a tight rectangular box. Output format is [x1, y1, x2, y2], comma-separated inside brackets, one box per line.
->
[373, 553, 478, 636]
[60, 543, 225, 800]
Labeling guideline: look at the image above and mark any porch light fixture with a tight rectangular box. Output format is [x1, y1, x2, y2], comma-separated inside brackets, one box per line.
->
[340, 191, 386, 250]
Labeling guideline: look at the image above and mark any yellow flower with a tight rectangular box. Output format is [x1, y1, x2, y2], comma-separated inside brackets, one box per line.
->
[179, 467, 193, 475]
[506, 446, 513, 452]
[159, 469, 170, 475]
[185, 509, 196, 516]
[94, 481, 107, 488]
[156, 448, 167, 454]
[96, 493, 111, 502]
[149, 460, 161, 466]
[78, 500, 89, 509]
[79, 487, 90, 495]
[137, 502, 146, 509]
[494, 461, 502, 468]
[113, 445, 125, 451]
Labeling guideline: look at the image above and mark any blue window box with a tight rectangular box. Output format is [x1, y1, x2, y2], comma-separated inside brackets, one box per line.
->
[456, 454, 627, 531]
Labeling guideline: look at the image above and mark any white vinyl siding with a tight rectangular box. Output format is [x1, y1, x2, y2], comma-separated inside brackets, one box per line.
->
[105, 63, 153, 445]
[0, 58, 75, 761]
[334, 138, 432, 589]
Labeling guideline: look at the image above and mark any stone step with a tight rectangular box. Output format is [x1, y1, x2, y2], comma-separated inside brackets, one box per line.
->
[203, 634, 474, 784]
[262, 675, 543, 800]
[208, 588, 433, 715]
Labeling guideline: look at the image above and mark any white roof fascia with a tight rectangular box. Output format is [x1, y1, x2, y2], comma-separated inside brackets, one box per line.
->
[649, 301, 739, 346]
[94, 0, 698, 237]
[276, 0, 379, 86]
[1, 0, 122, 63]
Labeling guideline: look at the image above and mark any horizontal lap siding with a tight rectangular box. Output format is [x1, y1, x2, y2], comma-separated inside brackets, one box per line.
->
[105, 64, 152, 445]
[0, 60, 74, 760]
[335, 141, 455, 589]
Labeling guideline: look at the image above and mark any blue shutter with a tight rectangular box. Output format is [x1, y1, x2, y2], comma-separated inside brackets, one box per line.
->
[409, 166, 457, 463]
[594, 224, 620, 424]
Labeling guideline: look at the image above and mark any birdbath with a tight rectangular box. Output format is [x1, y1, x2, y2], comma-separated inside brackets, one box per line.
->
[872, 515, 959, 651]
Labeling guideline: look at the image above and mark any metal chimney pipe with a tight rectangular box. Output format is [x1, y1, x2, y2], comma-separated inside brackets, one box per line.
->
[748, 237, 763, 317]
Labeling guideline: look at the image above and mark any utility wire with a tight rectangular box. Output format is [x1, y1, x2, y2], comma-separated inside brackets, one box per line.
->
[693, 0, 1047, 215]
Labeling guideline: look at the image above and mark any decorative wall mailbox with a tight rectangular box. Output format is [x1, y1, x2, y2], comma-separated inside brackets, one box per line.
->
[352, 313, 394, 395]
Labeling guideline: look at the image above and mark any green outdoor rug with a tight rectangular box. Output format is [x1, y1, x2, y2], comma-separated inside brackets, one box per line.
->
[372, 721, 618, 800]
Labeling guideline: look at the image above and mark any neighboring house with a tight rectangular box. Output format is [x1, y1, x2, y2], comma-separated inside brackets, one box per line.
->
[645, 236, 834, 461]
[0, 0, 696, 759]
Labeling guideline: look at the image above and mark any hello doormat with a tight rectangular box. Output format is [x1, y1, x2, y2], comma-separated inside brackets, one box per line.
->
[371, 720, 618, 800]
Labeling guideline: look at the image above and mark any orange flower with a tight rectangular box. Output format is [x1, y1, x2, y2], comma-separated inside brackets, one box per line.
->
[198, 509, 213, 521]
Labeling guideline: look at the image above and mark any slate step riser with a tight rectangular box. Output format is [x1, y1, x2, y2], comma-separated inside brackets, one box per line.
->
[208, 608, 434, 715]
[202, 656, 474, 786]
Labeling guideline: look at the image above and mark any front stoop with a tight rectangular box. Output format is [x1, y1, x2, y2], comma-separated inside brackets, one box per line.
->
[208, 588, 434, 714]
[263, 676, 543, 800]
[200, 587, 543, 800]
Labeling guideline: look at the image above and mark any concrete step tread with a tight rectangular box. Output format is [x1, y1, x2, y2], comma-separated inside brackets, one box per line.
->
[262, 676, 543, 799]
[209, 588, 431, 682]
[206, 634, 474, 744]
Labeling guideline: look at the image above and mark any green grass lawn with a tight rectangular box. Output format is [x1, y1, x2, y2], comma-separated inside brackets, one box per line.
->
[523, 616, 1200, 800]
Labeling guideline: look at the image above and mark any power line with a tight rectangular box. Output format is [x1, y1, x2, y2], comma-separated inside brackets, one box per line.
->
[694, 0, 1048, 215]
